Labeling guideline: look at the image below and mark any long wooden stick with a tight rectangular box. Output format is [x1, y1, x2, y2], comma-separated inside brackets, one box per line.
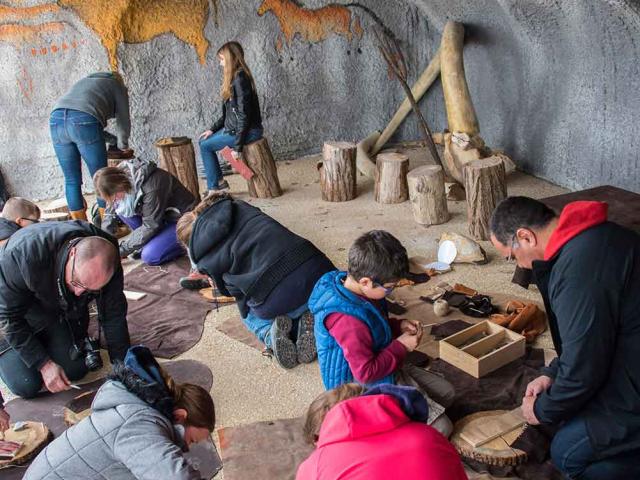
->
[372, 48, 441, 155]
[373, 28, 443, 169]
[441, 21, 479, 135]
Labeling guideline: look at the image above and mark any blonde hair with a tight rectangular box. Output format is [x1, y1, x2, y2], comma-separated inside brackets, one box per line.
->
[93, 167, 132, 200]
[303, 383, 365, 444]
[2, 197, 40, 221]
[176, 191, 231, 247]
[160, 368, 216, 432]
[217, 41, 257, 101]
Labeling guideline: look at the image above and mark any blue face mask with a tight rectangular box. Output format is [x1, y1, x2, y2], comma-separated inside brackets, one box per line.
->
[114, 192, 137, 218]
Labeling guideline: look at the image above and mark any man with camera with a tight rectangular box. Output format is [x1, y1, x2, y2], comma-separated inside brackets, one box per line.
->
[0, 220, 130, 400]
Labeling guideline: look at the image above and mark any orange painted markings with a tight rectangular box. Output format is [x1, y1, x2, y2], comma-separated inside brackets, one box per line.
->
[0, 22, 65, 47]
[0, 4, 61, 21]
[30, 38, 84, 56]
[16, 67, 34, 102]
[257, 0, 362, 46]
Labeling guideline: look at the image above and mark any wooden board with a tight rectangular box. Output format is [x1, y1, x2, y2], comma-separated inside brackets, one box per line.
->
[459, 408, 526, 447]
[451, 410, 528, 466]
[124, 290, 147, 301]
[0, 422, 52, 469]
[199, 287, 236, 304]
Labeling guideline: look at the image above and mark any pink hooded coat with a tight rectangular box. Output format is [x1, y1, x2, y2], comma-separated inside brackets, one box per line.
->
[296, 394, 468, 480]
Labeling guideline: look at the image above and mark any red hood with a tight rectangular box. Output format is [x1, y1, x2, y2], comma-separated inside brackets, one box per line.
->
[316, 394, 409, 447]
[544, 201, 608, 260]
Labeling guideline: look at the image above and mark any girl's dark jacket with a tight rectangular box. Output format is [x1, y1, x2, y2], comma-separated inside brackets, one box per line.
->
[210, 70, 263, 152]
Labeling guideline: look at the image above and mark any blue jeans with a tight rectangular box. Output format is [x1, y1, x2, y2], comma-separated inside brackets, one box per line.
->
[550, 416, 640, 479]
[199, 128, 263, 190]
[50, 109, 108, 210]
[242, 302, 309, 348]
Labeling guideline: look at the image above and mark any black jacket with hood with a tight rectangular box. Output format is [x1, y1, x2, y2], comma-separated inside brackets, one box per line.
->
[189, 195, 324, 317]
[103, 159, 196, 257]
[531, 201, 640, 456]
[0, 221, 130, 371]
[210, 70, 263, 152]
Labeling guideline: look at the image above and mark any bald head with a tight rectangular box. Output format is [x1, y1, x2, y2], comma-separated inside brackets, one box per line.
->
[2, 197, 40, 226]
[66, 236, 118, 296]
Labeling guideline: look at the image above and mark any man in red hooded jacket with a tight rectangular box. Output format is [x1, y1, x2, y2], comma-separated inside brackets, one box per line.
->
[490, 197, 640, 480]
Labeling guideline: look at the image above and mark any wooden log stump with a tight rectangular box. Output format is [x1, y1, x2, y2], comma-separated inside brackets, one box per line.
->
[155, 137, 200, 200]
[244, 137, 282, 198]
[317, 142, 357, 202]
[464, 157, 507, 240]
[374, 152, 409, 204]
[407, 165, 449, 225]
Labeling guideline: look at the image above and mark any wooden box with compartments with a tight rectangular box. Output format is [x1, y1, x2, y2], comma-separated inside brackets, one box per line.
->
[439, 320, 525, 378]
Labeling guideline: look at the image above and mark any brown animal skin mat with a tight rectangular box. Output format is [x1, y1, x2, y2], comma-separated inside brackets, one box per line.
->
[90, 256, 227, 359]
[217, 316, 264, 351]
[3, 359, 221, 479]
[431, 320, 561, 480]
[218, 417, 313, 480]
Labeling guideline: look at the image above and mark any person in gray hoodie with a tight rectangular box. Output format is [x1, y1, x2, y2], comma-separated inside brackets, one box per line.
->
[50, 72, 132, 221]
[24, 345, 215, 480]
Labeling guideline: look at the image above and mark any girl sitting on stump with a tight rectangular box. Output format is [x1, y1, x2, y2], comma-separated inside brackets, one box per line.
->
[198, 41, 264, 193]
[24, 345, 215, 480]
[177, 192, 334, 369]
[94, 158, 196, 265]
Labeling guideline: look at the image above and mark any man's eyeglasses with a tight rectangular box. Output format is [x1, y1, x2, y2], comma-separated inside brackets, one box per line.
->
[22, 218, 39, 224]
[69, 253, 100, 295]
[506, 232, 518, 263]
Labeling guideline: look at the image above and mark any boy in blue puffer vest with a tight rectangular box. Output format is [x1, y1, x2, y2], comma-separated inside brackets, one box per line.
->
[309, 230, 455, 436]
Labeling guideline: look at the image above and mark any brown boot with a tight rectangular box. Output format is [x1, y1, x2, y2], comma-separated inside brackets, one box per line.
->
[69, 209, 88, 221]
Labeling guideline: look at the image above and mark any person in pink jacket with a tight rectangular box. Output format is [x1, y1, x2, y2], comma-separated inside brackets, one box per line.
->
[297, 383, 468, 480]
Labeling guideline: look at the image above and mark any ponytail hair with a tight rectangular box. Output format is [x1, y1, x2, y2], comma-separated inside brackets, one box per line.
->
[176, 191, 231, 247]
[160, 368, 216, 432]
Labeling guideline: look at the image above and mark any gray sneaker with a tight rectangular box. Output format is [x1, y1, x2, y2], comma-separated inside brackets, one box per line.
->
[296, 311, 317, 364]
[269, 316, 298, 369]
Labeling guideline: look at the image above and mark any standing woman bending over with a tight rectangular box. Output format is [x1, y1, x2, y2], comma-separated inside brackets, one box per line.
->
[198, 42, 263, 193]
[50, 72, 132, 220]
[94, 158, 196, 265]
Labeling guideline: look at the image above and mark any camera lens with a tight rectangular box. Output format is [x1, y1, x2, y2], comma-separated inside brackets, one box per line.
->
[83, 337, 103, 371]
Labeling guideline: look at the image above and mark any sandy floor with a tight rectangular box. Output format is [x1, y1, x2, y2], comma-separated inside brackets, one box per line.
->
[0, 145, 567, 478]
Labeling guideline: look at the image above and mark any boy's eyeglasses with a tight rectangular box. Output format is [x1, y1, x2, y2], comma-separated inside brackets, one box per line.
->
[23, 218, 39, 224]
[373, 280, 399, 295]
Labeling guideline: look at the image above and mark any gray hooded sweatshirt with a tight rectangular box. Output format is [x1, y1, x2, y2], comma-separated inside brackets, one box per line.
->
[53, 72, 131, 149]
[23, 380, 203, 480]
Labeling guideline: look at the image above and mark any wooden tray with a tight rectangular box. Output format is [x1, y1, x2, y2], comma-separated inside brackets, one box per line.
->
[439, 320, 525, 378]
[0, 422, 52, 469]
[451, 410, 527, 466]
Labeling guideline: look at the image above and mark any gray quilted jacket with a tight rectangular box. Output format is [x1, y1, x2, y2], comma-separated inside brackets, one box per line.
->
[23, 380, 203, 480]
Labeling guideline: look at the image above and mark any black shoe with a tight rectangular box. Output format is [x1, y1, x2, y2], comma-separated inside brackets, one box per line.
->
[179, 272, 210, 290]
[270, 316, 298, 369]
[296, 311, 316, 364]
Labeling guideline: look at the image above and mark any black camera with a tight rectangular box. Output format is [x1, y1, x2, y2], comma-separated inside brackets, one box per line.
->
[70, 337, 103, 371]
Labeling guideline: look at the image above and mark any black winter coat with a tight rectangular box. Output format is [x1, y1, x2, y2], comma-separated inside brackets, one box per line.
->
[0, 218, 20, 241]
[210, 70, 263, 152]
[189, 195, 323, 317]
[532, 222, 640, 456]
[0, 221, 130, 370]
[103, 160, 196, 257]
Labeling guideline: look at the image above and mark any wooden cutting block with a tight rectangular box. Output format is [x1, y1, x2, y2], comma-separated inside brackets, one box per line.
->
[0, 422, 52, 469]
[200, 287, 235, 304]
[459, 408, 526, 447]
[451, 410, 528, 466]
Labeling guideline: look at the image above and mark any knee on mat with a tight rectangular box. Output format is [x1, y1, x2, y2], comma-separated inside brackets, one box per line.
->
[141, 249, 166, 266]
[7, 378, 43, 399]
